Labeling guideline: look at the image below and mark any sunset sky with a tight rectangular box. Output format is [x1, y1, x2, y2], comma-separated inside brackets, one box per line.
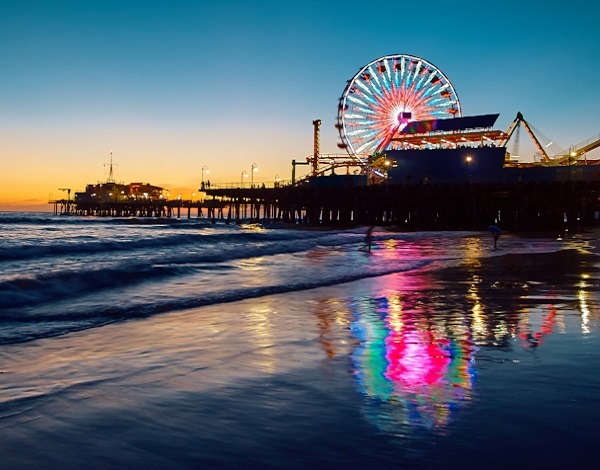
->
[2, 0, 599, 210]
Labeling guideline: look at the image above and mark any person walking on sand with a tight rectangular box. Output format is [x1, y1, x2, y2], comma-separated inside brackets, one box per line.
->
[488, 225, 501, 250]
[365, 226, 374, 252]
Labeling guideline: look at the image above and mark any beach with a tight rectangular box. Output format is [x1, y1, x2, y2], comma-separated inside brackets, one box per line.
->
[1, 213, 600, 468]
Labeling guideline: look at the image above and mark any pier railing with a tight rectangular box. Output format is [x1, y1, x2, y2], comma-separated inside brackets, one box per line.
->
[202, 180, 292, 190]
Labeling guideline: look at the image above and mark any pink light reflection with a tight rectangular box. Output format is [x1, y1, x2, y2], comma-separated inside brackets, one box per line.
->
[385, 326, 451, 392]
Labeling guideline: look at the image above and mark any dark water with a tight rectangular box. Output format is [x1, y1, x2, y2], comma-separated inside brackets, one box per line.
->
[1, 212, 599, 468]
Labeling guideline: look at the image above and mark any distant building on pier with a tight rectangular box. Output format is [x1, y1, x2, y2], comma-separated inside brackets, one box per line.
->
[75, 182, 165, 203]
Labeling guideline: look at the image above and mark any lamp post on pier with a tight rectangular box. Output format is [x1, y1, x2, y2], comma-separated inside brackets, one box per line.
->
[567, 146, 576, 181]
[201, 166, 209, 190]
[251, 163, 258, 188]
[241, 171, 248, 188]
[465, 155, 473, 183]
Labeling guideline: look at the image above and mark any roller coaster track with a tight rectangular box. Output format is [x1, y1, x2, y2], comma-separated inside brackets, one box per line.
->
[546, 132, 600, 166]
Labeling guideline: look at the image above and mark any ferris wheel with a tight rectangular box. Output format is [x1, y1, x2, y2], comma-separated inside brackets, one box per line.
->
[336, 54, 462, 164]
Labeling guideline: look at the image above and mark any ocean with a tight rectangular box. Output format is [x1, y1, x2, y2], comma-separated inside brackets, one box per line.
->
[1, 212, 599, 469]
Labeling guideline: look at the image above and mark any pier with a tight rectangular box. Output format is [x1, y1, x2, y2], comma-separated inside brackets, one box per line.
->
[50, 198, 226, 222]
[51, 180, 600, 232]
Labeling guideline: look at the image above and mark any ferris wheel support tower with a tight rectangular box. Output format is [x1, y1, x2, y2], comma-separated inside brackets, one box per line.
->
[312, 119, 321, 176]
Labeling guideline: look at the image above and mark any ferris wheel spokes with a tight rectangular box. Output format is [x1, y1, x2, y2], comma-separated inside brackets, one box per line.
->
[337, 53, 462, 162]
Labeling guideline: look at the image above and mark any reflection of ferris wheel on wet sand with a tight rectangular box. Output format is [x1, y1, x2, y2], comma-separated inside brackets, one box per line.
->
[336, 54, 462, 166]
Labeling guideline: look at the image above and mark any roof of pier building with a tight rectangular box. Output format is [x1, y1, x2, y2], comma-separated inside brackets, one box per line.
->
[391, 113, 509, 149]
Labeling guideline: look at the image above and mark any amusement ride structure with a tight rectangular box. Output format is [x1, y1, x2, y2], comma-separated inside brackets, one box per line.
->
[304, 53, 600, 182]
[337, 54, 461, 160]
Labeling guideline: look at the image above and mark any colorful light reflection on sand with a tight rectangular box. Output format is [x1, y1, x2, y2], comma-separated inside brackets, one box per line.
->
[351, 294, 477, 431]
[345, 238, 600, 435]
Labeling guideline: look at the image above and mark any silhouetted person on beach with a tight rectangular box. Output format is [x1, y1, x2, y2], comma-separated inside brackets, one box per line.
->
[365, 226, 374, 252]
[488, 225, 501, 249]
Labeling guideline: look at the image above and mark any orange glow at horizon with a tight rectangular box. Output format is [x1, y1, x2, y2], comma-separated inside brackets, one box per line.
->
[0, 122, 320, 211]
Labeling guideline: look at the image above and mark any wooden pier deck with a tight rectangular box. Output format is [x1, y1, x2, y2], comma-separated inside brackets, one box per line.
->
[50, 180, 600, 232]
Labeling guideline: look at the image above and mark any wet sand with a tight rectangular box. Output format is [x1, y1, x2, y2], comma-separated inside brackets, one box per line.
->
[1, 242, 600, 469]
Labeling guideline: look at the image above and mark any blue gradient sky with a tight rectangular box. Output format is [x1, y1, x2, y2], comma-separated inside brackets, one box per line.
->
[1, 0, 599, 209]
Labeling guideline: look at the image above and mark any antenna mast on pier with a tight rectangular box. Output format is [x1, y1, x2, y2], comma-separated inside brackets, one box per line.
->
[104, 152, 117, 183]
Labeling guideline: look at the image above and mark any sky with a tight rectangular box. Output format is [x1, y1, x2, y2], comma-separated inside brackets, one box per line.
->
[1, 0, 599, 210]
